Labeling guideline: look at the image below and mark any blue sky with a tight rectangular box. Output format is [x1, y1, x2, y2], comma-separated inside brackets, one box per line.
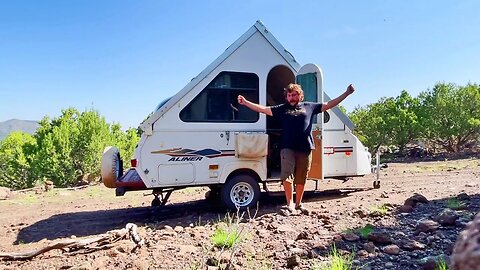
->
[1, 1, 479, 129]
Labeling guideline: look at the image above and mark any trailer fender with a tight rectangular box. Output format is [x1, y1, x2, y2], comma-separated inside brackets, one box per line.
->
[219, 161, 265, 184]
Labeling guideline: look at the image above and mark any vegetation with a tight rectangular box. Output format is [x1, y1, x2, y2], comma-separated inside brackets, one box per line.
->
[370, 204, 390, 216]
[0, 108, 139, 189]
[0, 82, 478, 189]
[447, 198, 466, 210]
[318, 244, 356, 270]
[435, 257, 448, 270]
[210, 226, 243, 249]
[349, 82, 480, 155]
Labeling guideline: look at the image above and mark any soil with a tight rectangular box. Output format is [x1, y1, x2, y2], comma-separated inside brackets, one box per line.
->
[0, 157, 479, 270]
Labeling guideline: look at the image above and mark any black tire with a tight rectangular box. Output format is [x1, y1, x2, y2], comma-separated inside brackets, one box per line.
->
[101, 146, 122, 188]
[221, 174, 261, 211]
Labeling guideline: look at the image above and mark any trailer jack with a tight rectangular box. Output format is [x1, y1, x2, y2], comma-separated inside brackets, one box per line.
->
[150, 189, 174, 207]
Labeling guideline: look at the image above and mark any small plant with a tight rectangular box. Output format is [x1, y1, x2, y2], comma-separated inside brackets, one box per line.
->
[435, 257, 447, 270]
[322, 244, 356, 270]
[356, 224, 374, 239]
[189, 261, 201, 270]
[370, 204, 390, 216]
[447, 198, 466, 210]
[210, 226, 242, 249]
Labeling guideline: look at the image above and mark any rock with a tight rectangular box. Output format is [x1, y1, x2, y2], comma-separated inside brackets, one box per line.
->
[382, 244, 400, 255]
[357, 249, 369, 257]
[400, 239, 426, 251]
[342, 233, 360, 242]
[380, 191, 389, 198]
[416, 219, 440, 233]
[456, 193, 470, 201]
[44, 180, 54, 191]
[398, 205, 413, 213]
[404, 193, 429, 207]
[353, 208, 369, 218]
[286, 255, 301, 268]
[0, 187, 11, 200]
[418, 255, 449, 270]
[363, 242, 377, 253]
[434, 208, 459, 226]
[452, 212, 480, 270]
[296, 230, 312, 240]
[289, 247, 307, 256]
[384, 262, 394, 268]
[367, 232, 392, 244]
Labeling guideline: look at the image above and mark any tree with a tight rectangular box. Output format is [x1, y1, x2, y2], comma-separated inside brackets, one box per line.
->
[385, 90, 421, 152]
[0, 132, 36, 189]
[418, 83, 480, 152]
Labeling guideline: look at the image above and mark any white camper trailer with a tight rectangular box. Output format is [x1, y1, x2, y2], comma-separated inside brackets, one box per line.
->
[101, 21, 373, 210]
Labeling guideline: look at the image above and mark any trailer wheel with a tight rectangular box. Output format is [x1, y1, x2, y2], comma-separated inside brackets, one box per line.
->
[101, 146, 123, 188]
[221, 174, 260, 211]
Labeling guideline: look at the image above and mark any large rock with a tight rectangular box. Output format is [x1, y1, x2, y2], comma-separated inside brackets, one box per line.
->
[404, 193, 429, 207]
[452, 212, 480, 270]
[434, 208, 459, 226]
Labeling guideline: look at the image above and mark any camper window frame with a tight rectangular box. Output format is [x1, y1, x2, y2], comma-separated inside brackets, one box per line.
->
[179, 71, 260, 123]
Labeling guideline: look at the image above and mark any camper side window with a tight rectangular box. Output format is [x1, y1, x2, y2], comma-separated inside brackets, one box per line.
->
[180, 72, 259, 123]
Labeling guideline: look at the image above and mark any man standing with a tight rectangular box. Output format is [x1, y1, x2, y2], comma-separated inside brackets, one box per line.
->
[237, 83, 355, 215]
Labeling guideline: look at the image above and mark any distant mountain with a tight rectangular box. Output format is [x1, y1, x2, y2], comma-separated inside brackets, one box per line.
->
[0, 119, 39, 140]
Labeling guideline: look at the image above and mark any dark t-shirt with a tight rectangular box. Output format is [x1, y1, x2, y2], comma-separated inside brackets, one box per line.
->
[270, 102, 323, 153]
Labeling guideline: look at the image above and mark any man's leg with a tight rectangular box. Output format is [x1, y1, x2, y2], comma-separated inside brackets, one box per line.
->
[293, 150, 312, 207]
[295, 184, 305, 207]
[280, 149, 296, 209]
[283, 180, 294, 207]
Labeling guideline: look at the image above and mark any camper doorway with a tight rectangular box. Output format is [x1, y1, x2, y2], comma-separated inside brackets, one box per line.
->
[266, 65, 295, 179]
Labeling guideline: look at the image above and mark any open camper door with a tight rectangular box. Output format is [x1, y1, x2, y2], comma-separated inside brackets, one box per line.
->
[296, 64, 324, 180]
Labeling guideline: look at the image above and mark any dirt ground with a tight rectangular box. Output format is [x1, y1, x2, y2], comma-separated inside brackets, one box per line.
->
[0, 157, 479, 269]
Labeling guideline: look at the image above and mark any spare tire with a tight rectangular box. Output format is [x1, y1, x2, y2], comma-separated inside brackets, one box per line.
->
[101, 146, 122, 188]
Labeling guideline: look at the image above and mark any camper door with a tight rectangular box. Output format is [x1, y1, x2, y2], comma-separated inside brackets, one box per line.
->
[296, 63, 324, 180]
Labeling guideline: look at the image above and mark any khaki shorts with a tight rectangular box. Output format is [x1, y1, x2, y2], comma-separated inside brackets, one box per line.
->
[280, 148, 312, 185]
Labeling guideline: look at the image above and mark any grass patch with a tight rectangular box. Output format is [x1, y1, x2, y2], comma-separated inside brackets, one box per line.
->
[315, 244, 356, 270]
[436, 257, 447, 270]
[370, 204, 390, 216]
[343, 224, 374, 239]
[210, 226, 242, 249]
[356, 224, 374, 238]
[447, 198, 466, 210]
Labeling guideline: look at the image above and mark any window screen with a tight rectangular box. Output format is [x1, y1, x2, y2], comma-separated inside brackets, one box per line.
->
[180, 72, 259, 122]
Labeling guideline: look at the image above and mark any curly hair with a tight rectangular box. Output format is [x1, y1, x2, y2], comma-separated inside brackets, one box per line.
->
[283, 83, 304, 101]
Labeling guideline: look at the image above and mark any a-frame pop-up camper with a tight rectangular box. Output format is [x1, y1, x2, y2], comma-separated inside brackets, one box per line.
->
[101, 21, 373, 209]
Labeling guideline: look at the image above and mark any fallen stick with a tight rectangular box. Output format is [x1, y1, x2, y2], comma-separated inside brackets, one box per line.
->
[0, 223, 142, 260]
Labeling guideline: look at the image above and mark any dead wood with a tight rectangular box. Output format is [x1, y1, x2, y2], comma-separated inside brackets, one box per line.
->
[0, 223, 142, 260]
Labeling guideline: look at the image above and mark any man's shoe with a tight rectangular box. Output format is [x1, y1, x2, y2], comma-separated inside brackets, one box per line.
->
[296, 204, 311, 215]
[279, 204, 298, 216]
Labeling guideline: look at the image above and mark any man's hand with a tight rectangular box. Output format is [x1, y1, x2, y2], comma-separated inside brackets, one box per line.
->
[237, 95, 246, 105]
[346, 84, 355, 95]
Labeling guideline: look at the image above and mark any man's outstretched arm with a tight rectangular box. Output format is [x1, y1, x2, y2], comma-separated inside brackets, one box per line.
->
[238, 95, 273, 116]
[322, 84, 355, 112]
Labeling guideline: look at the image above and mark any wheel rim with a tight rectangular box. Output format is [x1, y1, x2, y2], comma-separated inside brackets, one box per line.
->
[230, 181, 254, 207]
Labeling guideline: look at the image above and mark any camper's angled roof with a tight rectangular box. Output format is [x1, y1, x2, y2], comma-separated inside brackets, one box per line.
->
[140, 20, 355, 131]
[140, 20, 301, 131]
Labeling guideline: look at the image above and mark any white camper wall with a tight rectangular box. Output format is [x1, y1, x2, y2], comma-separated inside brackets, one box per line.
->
[137, 30, 296, 187]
